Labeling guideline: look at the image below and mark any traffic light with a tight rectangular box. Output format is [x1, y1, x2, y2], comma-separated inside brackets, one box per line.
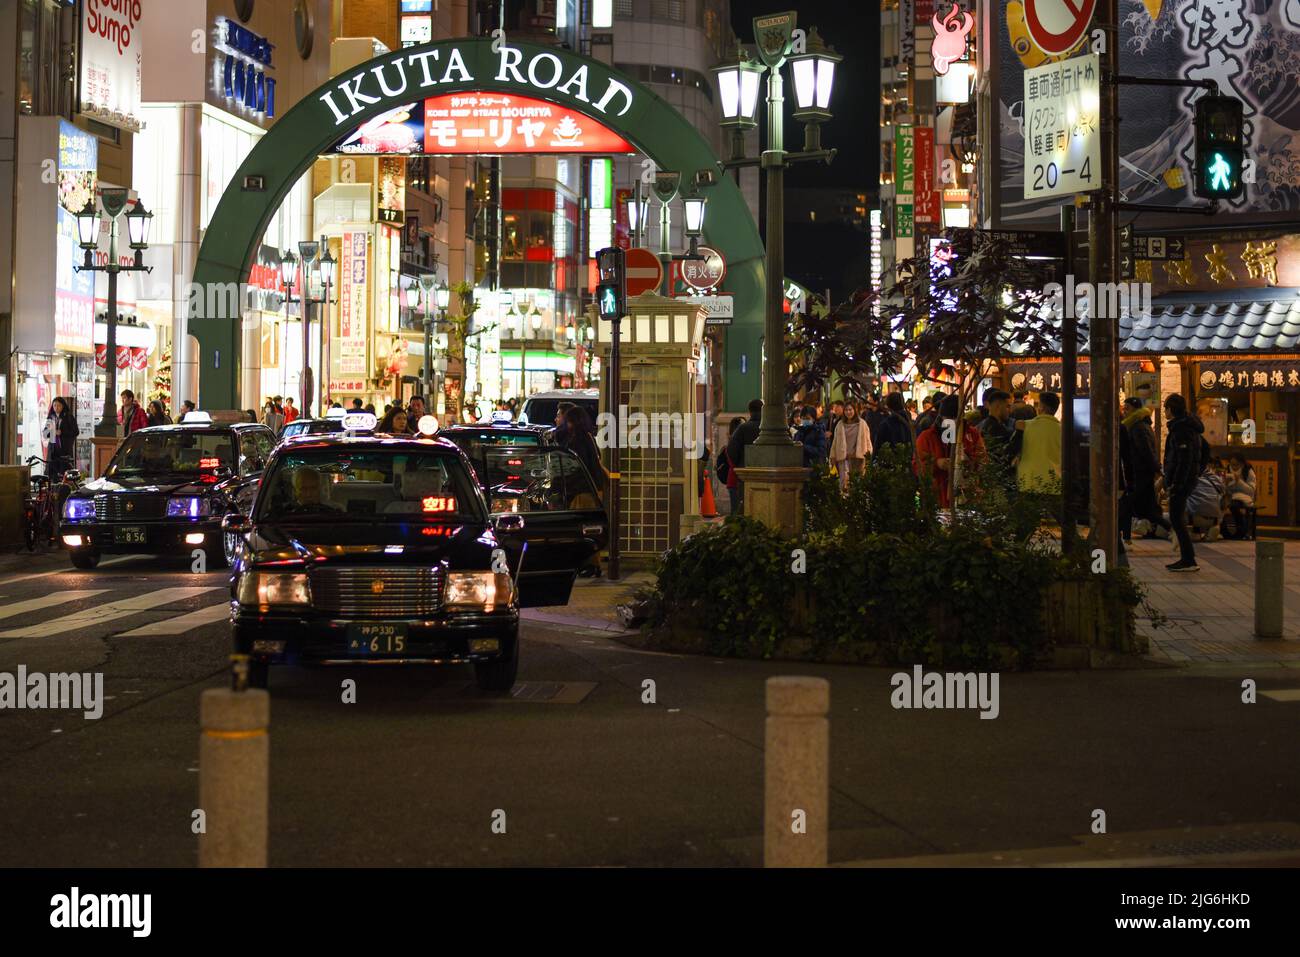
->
[595, 246, 626, 321]
[1192, 94, 1245, 200]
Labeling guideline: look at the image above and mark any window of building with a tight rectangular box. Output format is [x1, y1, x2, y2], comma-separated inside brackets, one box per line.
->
[615, 0, 634, 17]
[650, 0, 684, 20]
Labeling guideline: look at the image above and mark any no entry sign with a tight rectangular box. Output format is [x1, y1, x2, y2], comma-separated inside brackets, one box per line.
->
[625, 247, 664, 296]
[1024, 0, 1096, 56]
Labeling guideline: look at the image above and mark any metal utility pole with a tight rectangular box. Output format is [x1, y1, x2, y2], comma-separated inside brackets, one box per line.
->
[1060, 204, 1078, 555]
[1088, 0, 1121, 567]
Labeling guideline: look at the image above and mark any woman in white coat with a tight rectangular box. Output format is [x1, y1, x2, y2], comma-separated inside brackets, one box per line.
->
[831, 400, 872, 490]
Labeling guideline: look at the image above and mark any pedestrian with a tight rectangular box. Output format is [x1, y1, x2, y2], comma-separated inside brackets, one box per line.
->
[1162, 392, 1204, 572]
[178, 399, 196, 423]
[351, 398, 364, 411]
[821, 399, 844, 447]
[146, 399, 171, 427]
[272, 395, 284, 416]
[378, 407, 410, 434]
[1122, 397, 1168, 539]
[552, 401, 576, 444]
[725, 399, 763, 515]
[1186, 466, 1226, 542]
[43, 397, 79, 479]
[873, 391, 915, 461]
[1010, 391, 1037, 421]
[408, 395, 426, 422]
[864, 392, 889, 448]
[830, 399, 871, 490]
[1223, 453, 1255, 539]
[914, 394, 986, 509]
[793, 404, 829, 467]
[977, 388, 1019, 490]
[1015, 391, 1062, 492]
[914, 392, 944, 436]
[118, 390, 148, 436]
[718, 417, 744, 515]
[261, 400, 285, 433]
[561, 405, 605, 483]
[283, 397, 299, 423]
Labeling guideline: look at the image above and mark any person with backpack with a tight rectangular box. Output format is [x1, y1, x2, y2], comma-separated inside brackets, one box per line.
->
[717, 416, 744, 516]
[1162, 393, 1205, 572]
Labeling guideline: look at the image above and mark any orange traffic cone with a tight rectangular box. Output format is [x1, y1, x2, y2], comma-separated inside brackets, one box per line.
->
[701, 466, 718, 518]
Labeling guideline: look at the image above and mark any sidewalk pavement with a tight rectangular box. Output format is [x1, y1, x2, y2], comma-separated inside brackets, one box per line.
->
[521, 571, 654, 634]
[1128, 537, 1300, 666]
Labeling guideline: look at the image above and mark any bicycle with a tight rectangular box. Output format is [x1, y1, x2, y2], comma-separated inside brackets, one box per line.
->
[22, 456, 81, 551]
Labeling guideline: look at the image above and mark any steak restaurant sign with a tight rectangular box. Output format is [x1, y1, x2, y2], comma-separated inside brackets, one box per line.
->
[318, 42, 637, 130]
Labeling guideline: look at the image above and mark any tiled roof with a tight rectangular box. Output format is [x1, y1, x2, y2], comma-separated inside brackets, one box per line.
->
[1119, 292, 1300, 354]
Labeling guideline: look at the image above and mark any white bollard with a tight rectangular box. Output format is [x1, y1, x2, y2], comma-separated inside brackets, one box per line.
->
[1255, 539, 1284, 639]
[199, 687, 270, 867]
[764, 675, 829, 868]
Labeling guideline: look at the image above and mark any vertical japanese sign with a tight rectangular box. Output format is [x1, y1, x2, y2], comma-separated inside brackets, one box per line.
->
[1022, 53, 1100, 200]
[899, 0, 916, 64]
[55, 122, 97, 354]
[895, 125, 915, 238]
[80, 0, 145, 132]
[339, 232, 368, 375]
[913, 126, 940, 224]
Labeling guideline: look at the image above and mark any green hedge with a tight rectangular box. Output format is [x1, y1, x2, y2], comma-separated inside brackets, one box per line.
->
[649, 451, 1145, 669]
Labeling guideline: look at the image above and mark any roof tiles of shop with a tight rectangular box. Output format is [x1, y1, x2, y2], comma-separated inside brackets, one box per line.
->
[1120, 290, 1300, 354]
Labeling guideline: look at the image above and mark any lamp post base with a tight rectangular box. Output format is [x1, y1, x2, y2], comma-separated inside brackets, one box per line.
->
[733, 464, 810, 536]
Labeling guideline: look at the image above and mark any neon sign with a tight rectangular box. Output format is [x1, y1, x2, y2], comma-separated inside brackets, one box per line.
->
[421, 496, 456, 513]
[215, 16, 276, 118]
[930, 2, 974, 77]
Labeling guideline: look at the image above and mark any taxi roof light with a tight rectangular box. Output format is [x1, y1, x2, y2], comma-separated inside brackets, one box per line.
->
[181, 410, 212, 425]
[490, 410, 514, 425]
[417, 414, 439, 437]
[342, 411, 377, 432]
[324, 407, 347, 420]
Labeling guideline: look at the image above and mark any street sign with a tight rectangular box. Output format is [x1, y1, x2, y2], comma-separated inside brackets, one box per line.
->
[1024, 0, 1097, 56]
[677, 294, 734, 325]
[1022, 53, 1101, 200]
[944, 227, 1067, 258]
[680, 245, 726, 292]
[624, 247, 664, 296]
[1132, 235, 1185, 261]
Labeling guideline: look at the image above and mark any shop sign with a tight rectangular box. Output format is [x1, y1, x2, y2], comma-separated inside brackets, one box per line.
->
[895, 126, 915, 194]
[81, 0, 144, 132]
[339, 233, 369, 376]
[1002, 359, 1144, 393]
[56, 122, 98, 355]
[214, 16, 276, 119]
[913, 126, 940, 224]
[899, 0, 916, 64]
[679, 246, 726, 292]
[676, 295, 734, 325]
[1198, 360, 1300, 392]
[378, 157, 406, 225]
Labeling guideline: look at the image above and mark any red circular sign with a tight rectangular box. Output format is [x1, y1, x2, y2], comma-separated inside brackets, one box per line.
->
[625, 247, 664, 296]
[681, 246, 726, 292]
[1024, 0, 1096, 56]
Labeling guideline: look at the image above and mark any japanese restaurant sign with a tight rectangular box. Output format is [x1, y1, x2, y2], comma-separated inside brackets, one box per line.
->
[338, 233, 369, 376]
[1198, 360, 1300, 392]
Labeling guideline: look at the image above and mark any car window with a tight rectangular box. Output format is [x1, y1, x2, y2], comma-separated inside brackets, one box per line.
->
[239, 430, 275, 474]
[108, 430, 235, 478]
[257, 449, 485, 522]
[488, 448, 601, 514]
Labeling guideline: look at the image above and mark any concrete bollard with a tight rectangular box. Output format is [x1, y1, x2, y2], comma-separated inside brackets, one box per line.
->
[1255, 539, 1285, 639]
[199, 687, 270, 867]
[764, 675, 829, 868]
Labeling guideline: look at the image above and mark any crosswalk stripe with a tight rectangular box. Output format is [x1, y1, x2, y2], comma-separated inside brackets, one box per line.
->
[0, 590, 108, 622]
[1261, 689, 1300, 702]
[116, 601, 231, 636]
[0, 586, 223, 639]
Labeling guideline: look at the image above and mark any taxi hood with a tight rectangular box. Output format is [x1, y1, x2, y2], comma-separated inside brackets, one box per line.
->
[246, 520, 496, 567]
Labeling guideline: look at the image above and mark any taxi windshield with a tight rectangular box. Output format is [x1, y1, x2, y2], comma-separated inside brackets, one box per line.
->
[108, 431, 235, 477]
[258, 448, 484, 522]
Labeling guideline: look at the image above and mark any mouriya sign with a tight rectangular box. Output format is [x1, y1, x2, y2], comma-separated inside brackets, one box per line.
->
[191, 39, 768, 410]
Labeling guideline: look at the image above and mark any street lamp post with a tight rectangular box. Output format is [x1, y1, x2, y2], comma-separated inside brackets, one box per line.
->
[715, 13, 838, 528]
[75, 188, 153, 436]
[436, 281, 451, 413]
[281, 239, 334, 418]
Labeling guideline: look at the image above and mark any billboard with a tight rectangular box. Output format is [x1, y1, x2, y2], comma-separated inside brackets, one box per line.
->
[997, 0, 1300, 224]
[80, 0, 145, 132]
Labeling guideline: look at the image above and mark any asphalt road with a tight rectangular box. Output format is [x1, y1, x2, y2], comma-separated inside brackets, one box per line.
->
[1, 549, 1298, 867]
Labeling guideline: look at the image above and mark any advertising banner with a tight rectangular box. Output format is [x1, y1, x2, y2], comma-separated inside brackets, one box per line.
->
[913, 126, 940, 224]
[56, 123, 98, 355]
[338, 233, 369, 376]
[80, 0, 145, 132]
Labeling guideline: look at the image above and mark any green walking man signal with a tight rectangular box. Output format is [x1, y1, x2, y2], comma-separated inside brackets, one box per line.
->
[595, 246, 626, 321]
[1192, 94, 1245, 201]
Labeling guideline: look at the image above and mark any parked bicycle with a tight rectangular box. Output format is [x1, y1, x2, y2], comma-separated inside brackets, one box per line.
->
[22, 456, 82, 551]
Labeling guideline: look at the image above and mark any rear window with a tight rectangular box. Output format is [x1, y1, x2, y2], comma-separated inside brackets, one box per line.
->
[257, 448, 485, 522]
[521, 398, 597, 427]
[488, 448, 603, 514]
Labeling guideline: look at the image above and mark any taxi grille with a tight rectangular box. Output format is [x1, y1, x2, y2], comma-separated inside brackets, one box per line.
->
[95, 494, 167, 521]
[310, 567, 445, 617]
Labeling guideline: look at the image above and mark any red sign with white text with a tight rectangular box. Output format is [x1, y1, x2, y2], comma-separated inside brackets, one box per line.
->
[913, 126, 940, 224]
[423, 93, 635, 155]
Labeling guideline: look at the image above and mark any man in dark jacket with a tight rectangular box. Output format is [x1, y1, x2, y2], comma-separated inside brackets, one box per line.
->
[725, 399, 763, 516]
[1162, 393, 1204, 571]
[914, 392, 944, 436]
[873, 392, 915, 463]
[978, 388, 1020, 490]
[864, 393, 887, 448]
[793, 405, 828, 468]
[1122, 397, 1167, 539]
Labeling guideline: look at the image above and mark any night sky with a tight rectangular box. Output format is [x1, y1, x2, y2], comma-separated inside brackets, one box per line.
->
[729, 0, 880, 190]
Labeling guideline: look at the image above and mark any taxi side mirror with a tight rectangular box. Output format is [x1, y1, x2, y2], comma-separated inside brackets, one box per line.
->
[492, 513, 525, 533]
[221, 513, 250, 534]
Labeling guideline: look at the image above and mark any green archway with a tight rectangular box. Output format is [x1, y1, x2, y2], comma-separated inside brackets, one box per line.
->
[191, 37, 763, 410]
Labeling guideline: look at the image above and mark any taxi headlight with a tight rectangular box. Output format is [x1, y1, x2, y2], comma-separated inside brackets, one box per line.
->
[167, 496, 211, 518]
[64, 498, 95, 521]
[238, 572, 311, 607]
[445, 572, 514, 611]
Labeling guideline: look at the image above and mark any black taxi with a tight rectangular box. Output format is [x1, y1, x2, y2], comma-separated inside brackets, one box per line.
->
[224, 420, 606, 691]
[60, 414, 276, 570]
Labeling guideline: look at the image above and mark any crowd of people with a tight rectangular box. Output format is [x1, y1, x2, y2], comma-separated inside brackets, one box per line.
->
[715, 388, 1256, 572]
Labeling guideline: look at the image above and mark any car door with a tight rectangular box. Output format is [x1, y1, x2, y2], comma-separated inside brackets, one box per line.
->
[228, 428, 275, 517]
[489, 447, 606, 607]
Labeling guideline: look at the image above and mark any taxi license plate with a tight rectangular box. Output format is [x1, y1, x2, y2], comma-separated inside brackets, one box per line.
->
[345, 623, 408, 655]
[114, 526, 147, 544]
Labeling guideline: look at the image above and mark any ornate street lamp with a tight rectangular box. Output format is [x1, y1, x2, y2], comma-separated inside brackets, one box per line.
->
[683, 192, 708, 257]
[788, 27, 842, 151]
[625, 188, 649, 247]
[713, 51, 766, 164]
[74, 188, 153, 436]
